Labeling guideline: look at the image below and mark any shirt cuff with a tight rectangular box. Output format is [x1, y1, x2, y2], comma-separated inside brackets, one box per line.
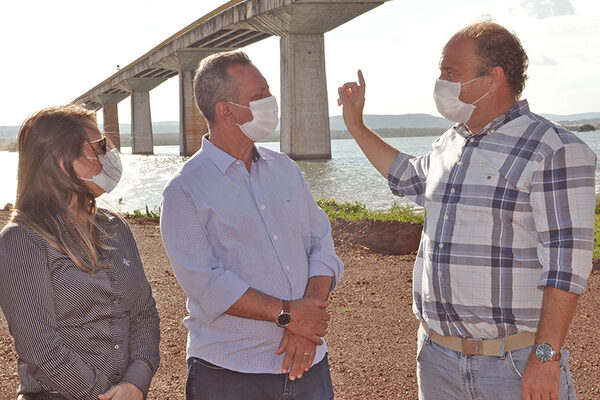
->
[387, 152, 412, 195]
[200, 269, 251, 321]
[537, 269, 590, 295]
[122, 359, 154, 397]
[308, 259, 339, 290]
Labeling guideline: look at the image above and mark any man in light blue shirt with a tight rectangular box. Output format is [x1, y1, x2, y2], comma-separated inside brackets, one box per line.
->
[160, 51, 343, 400]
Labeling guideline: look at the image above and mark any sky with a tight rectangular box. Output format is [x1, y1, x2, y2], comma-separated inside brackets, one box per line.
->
[1, 0, 599, 126]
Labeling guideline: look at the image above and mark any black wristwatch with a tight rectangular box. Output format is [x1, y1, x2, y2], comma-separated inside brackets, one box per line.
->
[275, 300, 291, 327]
[534, 343, 562, 363]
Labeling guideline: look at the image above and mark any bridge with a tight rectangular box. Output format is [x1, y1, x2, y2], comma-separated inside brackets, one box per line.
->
[74, 0, 388, 158]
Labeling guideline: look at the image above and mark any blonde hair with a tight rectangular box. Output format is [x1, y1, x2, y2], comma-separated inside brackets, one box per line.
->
[12, 104, 114, 273]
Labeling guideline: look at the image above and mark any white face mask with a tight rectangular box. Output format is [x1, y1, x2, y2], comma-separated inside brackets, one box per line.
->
[434, 77, 489, 123]
[78, 148, 123, 193]
[229, 95, 279, 141]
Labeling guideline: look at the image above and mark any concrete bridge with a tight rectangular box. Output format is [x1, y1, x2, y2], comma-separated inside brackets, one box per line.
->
[74, 0, 388, 158]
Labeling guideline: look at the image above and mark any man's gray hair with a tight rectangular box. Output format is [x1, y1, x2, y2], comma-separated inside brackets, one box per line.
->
[193, 51, 253, 123]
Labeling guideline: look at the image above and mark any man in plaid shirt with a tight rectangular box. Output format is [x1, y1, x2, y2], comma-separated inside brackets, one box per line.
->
[337, 20, 596, 399]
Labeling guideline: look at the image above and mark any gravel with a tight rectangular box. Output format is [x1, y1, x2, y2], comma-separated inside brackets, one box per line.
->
[0, 212, 598, 399]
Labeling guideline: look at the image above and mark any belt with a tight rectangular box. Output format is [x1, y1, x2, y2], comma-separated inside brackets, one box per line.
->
[18, 392, 68, 400]
[420, 321, 536, 356]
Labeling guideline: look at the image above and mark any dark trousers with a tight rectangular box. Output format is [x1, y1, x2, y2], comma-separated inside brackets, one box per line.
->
[186, 353, 334, 400]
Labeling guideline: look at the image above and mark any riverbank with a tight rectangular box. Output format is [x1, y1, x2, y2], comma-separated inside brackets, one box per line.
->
[0, 211, 598, 399]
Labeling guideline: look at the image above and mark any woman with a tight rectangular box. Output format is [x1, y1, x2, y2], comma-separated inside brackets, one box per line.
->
[0, 105, 160, 400]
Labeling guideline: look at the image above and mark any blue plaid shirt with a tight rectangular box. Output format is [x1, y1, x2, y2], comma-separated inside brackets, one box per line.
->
[388, 100, 596, 339]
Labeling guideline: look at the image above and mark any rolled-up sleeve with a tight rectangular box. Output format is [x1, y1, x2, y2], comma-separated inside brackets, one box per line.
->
[531, 140, 596, 294]
[160, 185, 251, 322]
[388, 152, 429, 207]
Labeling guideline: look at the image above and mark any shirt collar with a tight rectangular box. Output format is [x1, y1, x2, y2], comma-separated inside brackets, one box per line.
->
[454, 99, 530, 139]
[201, 134, 273, 174]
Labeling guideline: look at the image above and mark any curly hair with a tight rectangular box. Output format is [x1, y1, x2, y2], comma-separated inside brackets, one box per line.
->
[453, 20, 529, 99]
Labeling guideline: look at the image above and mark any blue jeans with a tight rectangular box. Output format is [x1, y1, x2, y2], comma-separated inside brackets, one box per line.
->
[416, 329, 577, 399]
[185, 353, 334, 400]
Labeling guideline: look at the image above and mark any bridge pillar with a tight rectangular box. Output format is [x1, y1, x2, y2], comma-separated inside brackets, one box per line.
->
[123, 78, 166, 155]
[280, 33, 331, 160]
[98, 93, 128, 151]
[176, 48, 231, 156]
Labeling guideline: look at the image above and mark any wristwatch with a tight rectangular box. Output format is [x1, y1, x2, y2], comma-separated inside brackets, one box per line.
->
[534, 343, 562, 363]
[275, 300, 292, 327]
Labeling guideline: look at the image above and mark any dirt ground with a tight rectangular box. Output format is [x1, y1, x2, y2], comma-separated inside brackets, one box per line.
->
[0, 210, 598, 399]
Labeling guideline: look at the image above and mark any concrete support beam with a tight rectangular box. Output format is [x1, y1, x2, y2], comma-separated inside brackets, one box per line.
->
[176, 48, 232, 156]
[123, 78, 166, 155]
[103, 103, 121, 150]
[280, 33, 331, 159]
[98, 93, 128, 151]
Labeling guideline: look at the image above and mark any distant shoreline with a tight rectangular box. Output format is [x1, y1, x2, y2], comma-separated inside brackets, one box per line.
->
[2, 125, 599, 152]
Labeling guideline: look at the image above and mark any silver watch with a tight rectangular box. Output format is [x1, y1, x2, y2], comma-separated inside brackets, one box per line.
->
[534, 343, 561, 363]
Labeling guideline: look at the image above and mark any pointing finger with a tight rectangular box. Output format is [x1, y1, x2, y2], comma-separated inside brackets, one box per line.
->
[358, 69, 365, 89]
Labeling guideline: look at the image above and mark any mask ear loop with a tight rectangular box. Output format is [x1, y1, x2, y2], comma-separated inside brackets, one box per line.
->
[461, 75, 490, 106]
[472, 90, 490, 105]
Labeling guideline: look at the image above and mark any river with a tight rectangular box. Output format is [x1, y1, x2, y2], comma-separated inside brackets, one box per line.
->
[1, 131, 599, 212]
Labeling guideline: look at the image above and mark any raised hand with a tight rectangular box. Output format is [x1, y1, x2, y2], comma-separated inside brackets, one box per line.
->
[337, 69, 367, 129]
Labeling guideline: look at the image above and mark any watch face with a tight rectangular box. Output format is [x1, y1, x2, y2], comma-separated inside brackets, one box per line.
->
[535, 344, 553, 362]
[277, 312, 291, 326]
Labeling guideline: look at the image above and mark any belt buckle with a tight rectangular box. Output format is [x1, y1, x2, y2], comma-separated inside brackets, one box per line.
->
[461, 338, 483, 355]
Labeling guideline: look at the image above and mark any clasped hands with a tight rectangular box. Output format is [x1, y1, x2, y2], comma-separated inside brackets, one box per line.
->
[276, 297, 330, 381]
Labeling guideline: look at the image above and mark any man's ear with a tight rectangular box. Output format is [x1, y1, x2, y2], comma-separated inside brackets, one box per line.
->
[487, 66, 505, 93]
[215, 101, 236, 125]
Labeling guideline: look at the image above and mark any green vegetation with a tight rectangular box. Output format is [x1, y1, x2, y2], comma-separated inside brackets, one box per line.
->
[122, 197, 600, 259]
[315, 198, 424, 224]
[125, 205, 161, 220]
[577, 124, 597, 132]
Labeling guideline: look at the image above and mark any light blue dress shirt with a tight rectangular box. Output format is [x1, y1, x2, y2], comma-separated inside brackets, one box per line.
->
[160, 136, 343, 374]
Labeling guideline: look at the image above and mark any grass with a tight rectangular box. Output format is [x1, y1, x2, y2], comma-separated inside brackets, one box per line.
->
[125, 205, 161, 220]
[123, 197, 600, 259]
[315, 198, 424, 224]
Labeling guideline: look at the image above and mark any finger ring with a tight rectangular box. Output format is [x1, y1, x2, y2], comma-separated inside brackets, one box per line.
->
[303, 353, 310, 356]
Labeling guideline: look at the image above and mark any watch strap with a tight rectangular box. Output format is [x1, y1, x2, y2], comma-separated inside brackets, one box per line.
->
[282, 299, 290, 313]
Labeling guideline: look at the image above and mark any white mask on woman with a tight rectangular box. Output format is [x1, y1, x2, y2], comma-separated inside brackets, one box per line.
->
[229, 96, 279, 141]
[434, 76, 489, 123]
[78, 149, 123, 193]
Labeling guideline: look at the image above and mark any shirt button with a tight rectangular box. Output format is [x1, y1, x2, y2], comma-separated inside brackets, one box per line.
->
[235, 160, 241, 165]
[114, 344, 120, 349]
[273, 235, 278, 240]
[444, 215, 449, 220]
[470, 138, 475, 143]
[450, 188, 455, 193]
[441, 298, 447, 304]
[439, 243, 444, 248]
[457, 161, 463, 166]
[285, 265, 290, 271]
[114, 300, 120, 305]
[260, 204, 265, 210]
[438, 271, 443, 277]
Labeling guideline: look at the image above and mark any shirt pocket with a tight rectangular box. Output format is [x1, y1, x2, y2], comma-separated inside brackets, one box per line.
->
[280, 198, 310, 245]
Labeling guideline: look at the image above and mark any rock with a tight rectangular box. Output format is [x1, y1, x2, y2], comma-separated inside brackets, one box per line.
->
[331, 219, 422, 255]
[2, 203, 12, 211]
